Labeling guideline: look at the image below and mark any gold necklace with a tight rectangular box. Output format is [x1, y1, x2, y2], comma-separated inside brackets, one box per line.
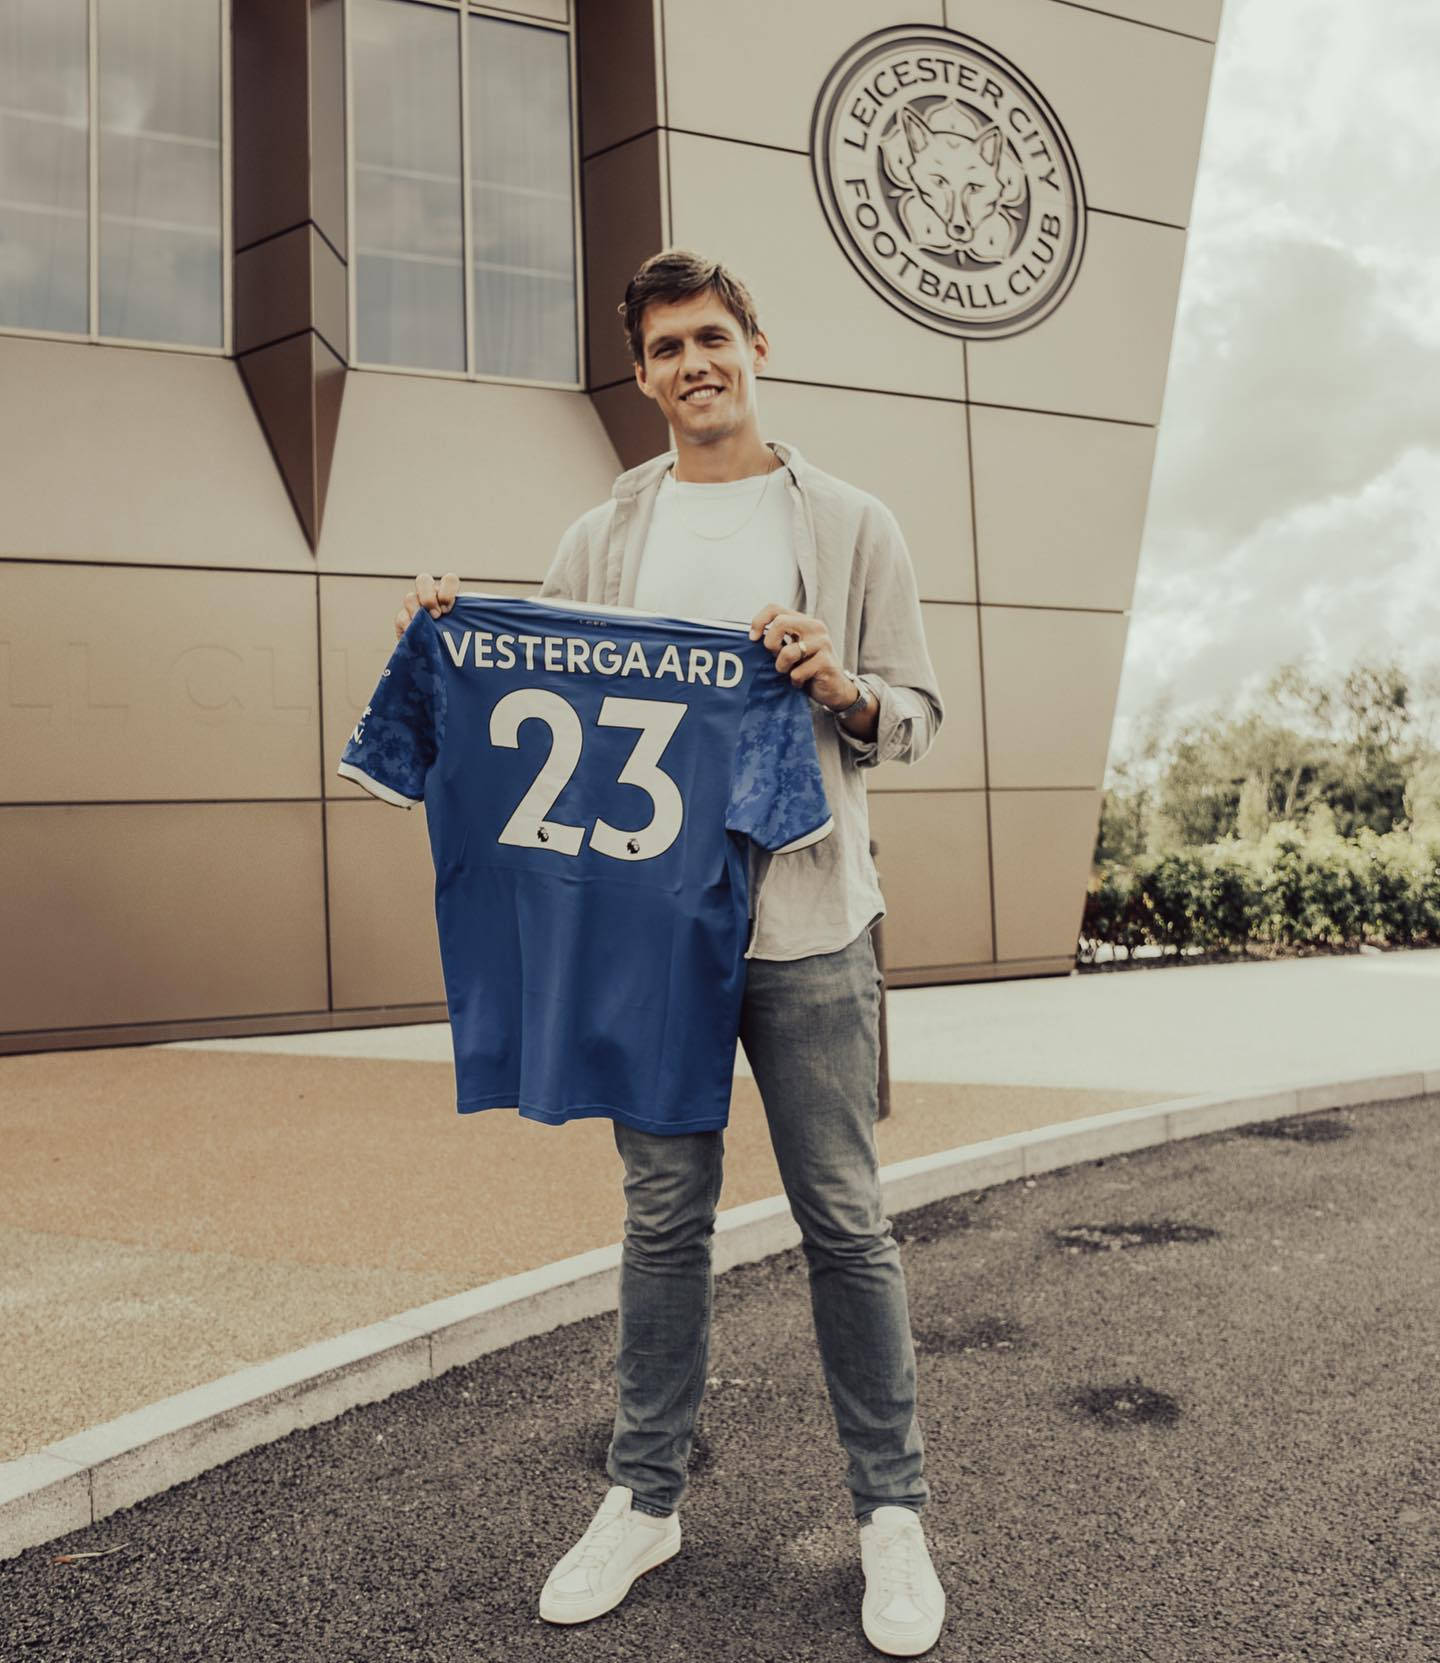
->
[670, 454, 782, 542]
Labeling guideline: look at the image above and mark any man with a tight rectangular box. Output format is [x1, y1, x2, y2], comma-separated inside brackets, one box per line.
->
[395, 250, 946, 1657]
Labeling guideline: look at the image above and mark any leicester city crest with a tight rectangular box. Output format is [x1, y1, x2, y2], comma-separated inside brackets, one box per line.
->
[810, 26, 1087, 338]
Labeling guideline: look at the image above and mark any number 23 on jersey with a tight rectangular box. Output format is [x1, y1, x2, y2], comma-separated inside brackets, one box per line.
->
[490, 688, 686, 864]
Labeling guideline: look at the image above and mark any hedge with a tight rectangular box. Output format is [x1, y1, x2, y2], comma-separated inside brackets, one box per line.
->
[1078, 824, 1440, 961]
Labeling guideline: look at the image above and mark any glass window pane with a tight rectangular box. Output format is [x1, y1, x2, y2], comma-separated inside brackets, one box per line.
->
[0, 0, 89, 334]
[97, 0, 222, 347]
[468, 16, 577, 384]
[352, 0, 464, 373]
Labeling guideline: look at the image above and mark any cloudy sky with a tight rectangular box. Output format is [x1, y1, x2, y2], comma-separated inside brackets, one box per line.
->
[1107, 0, 1440, 772]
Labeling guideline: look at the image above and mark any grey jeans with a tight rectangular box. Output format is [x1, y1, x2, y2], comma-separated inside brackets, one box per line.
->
[605, 926, 929, 1524]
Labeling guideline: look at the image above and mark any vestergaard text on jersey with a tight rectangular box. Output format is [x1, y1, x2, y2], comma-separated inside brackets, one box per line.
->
[438, 627, 746, 689]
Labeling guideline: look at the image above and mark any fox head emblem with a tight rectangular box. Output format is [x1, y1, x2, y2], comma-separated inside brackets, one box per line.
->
[881, 100, 1025, 263]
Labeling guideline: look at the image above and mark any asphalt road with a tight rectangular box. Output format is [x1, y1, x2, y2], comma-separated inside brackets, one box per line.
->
[5, 1095, 1437, 1662]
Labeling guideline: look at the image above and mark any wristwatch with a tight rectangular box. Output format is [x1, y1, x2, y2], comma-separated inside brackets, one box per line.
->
[833, 674, 872, 723]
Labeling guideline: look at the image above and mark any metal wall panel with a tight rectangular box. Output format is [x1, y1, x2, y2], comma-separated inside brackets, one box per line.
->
[981, 607, 1130, 791]
[0, 337, 310, 569]
[0, 804, 328, 1033]
[868, 604, 986, 794]
[316, 374, 620, 581]
[756, 380, 976, 604]
[866, 791, 994, 971]
[326, 799, 446, 1010]
[970, 405, 1157, 611]
[989, 787, 1105, 962]
[0, 565, 318, 804]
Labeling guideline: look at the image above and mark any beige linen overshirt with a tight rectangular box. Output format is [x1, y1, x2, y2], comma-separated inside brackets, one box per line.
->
[538, 439, 944, 962]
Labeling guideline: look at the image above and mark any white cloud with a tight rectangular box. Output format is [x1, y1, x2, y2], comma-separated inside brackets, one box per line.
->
[1111, 446, 1440, 770]
[1109, 0, 1440, 772]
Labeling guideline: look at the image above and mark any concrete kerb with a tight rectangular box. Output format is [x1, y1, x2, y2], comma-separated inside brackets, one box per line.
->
[4, 1064, 1438, 1561]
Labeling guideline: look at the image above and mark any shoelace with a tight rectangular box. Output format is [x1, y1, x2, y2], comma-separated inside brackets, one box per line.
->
[868, 1524, 926, 1600]
[572, 1512, 630, 1570]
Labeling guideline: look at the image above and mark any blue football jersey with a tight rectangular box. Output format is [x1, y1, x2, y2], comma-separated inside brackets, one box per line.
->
[337, 594, 833, 1134]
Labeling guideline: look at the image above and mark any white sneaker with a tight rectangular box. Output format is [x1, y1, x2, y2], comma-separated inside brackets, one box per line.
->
[539, 1484, 682, 1624]
[859, 1506, 946, 1656]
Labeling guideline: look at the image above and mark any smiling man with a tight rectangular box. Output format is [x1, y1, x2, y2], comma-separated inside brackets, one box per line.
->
[397, 249, 946, 1656]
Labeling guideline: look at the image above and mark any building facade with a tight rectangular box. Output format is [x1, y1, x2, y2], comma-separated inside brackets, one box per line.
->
[0, 0, 1220, 1051]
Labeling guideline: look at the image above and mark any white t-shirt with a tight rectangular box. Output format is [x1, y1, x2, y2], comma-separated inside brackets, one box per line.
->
[632, 464, 801, 624]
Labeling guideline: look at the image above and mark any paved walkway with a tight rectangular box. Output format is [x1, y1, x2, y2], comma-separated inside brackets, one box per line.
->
[8, 1090, 1437, 1661]
[3, 949, 1438, 1466]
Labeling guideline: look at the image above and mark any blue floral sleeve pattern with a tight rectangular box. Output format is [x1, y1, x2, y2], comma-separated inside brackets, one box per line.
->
[336, 612, 446, 807]
[725, 666, 833, 853]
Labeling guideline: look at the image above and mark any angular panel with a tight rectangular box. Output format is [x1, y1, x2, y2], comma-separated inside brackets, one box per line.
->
[313, 230, 349, 363]
[0, 337, 312, 568]
[327, 800, 446, 1009]
[965, 211, 1187, 424]
[866, 790, 993, 971]
[576, 0, 658, 159]
[661, 0, 940, 154]
[980, 606, 1129, 790]
[970, 403, 1157, 609]
[0, 804, 328, 1033]
[317, 374, 621, 579]
[989, 786, 1102, 962]
[757, 380, 974, 603]
[232, 0, 310, 248]
[235, 225, 313, 354]
[235, 225, 347, 363]
[868, 603, 984, 792]
[0, 565, 318, 803]
[589, 379, 666, 472]
[666, 133, 967, 401]
[238, 333, 347, 550]
[946, 0, 1216, 226]
[313, 338, 347, 534]
[323, 575, 539, 799]
[310, 0, 349, 254]
[582, 132, 667, 389]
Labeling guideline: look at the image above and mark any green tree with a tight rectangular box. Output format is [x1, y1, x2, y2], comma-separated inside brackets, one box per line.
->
[1236, 774, 1270, 841]
[1317, 661, 1418, 835]
[1403, 757, 1440, 837]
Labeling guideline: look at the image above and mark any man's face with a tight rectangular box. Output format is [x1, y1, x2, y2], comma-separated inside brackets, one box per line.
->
[633, 290, 769, 445]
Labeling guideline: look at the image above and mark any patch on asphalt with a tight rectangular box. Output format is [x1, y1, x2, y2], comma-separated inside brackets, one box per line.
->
[1066, 1381, 1182, 1429]
[890, 1194, 982, 1243]
[780, 1522, 851, 1566]
[1051, 1220, 1220, 1253]
[913, 1314, 1025, 1356]
[1239, 1112, 1352, 1143]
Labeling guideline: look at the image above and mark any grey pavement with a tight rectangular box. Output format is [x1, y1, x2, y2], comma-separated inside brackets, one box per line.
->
[4, 1089, 1437, 1662]
[170, 946, 1440, 1096]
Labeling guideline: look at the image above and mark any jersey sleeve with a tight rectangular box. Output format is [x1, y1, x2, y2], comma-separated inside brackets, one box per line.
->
[335, 612, 445, 809]
[725, 669, 834, 854]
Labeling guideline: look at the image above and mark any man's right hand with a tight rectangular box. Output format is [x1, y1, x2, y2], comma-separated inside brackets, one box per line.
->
[396, 571, 459, 641]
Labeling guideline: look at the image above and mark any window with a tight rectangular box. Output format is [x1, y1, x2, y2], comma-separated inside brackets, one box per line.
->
[0, 0, 227, 350]
[349, 0, 580, 386]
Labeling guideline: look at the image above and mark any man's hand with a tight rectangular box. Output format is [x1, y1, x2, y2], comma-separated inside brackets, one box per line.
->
[395, 571, 459, 642]
[748, 603, 857, 711]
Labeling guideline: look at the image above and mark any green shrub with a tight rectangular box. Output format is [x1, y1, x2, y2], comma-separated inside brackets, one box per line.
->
[1078, 821, 1440, 960]
[1199, 844, 1264, 952]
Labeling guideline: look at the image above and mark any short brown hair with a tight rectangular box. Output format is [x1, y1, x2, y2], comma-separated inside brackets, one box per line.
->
[619, 248, 761, 365]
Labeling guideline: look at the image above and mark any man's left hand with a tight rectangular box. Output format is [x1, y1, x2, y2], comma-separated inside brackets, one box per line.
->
[749, 603, 856, 711]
